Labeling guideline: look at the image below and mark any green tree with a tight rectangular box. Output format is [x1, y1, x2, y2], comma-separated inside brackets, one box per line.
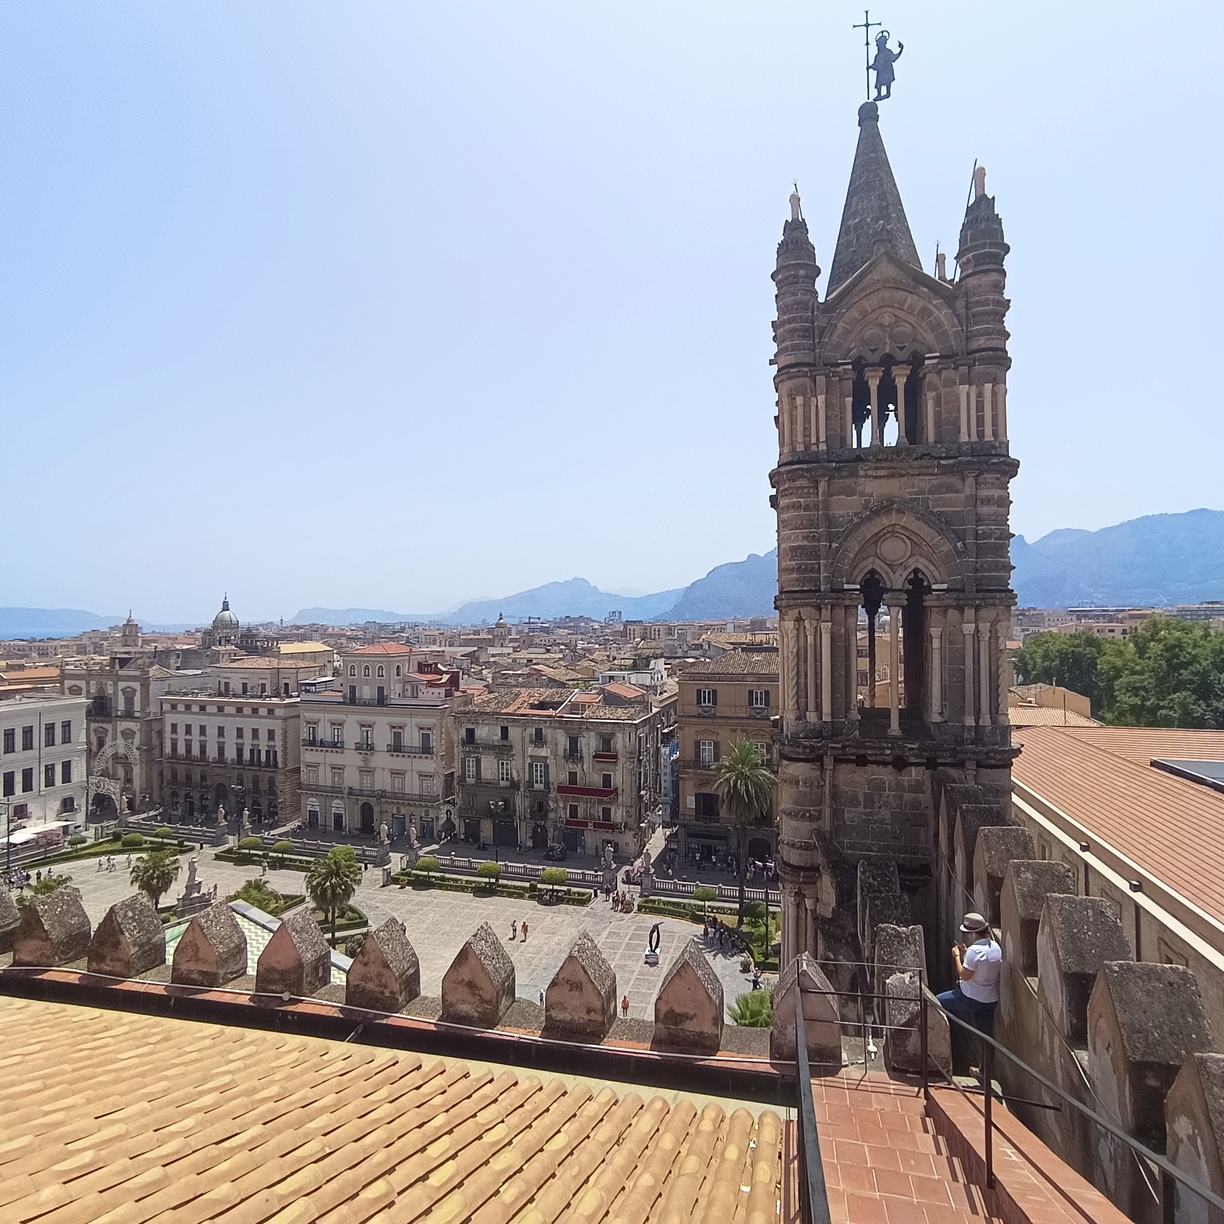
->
[1013, 631, 1109, 715]
[539, 867, 567, 900]
[16, 873, 73, 910]
[728, 991, 772, 1027]
[476, 861, 502, 887]
[271, 839, 295, 868]
[693, 885, 717, 919]
[306, 847, 362, 946]
[415, 855, 440, 883]
[1101, 617, 1224, 728]
[714, 740, 775, 927]
[129, 849, 181, 909]
[229, 878, 283, 914]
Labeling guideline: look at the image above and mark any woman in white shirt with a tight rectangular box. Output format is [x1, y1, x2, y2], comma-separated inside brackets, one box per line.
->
[935, 912, 1003, 1037]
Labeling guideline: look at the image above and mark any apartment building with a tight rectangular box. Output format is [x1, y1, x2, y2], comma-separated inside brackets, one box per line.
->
[211, 655, 330, 698]
[298, 644, 457, 840]
[453, 684, 665, 859]
[158, 690, 301, 824]
[0, 693, 87, 827]
[675, 649, 779, 867]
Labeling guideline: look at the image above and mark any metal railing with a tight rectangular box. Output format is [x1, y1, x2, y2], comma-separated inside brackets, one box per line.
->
[387, 743, 434, 756]
[914, 992, 1224, 1220]
[793, 989, 833, 1224]
[302, 738, 344, 750]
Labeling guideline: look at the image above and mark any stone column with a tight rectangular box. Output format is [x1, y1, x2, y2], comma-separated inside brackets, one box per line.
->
[996, 619, 1011, 729]
[997, 382, 1008, 441]
[845, 604, 859, 722]
[893, 366, 909, 445]
[929, 622, 944, 723]
[978, 613, 993, 726]
[959, 380, 971, 442]
[925, 390, 937, 445]
[804, 895, 819, 960]
[983, 383, 995, 441]
[962, 615, 976, 727]
[820, 611, 833, 723]
[844, 397, 854, 448]
[795, 395, 806, 450]
[887, 599, 902, 737]
[783, 887, 799, 964]
[816, 379, 827, 450]
[805, 614, 818, 724]
[866, 368, 882, 448]
[787, 613, 802, 723]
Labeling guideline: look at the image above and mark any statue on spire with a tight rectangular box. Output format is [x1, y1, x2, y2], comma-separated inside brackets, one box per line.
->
[870, 30, 903, 100]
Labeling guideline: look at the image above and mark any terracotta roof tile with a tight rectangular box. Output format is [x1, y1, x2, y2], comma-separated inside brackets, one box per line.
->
[1013, 727, 1224, 925]
[0, 996, 785, 1224]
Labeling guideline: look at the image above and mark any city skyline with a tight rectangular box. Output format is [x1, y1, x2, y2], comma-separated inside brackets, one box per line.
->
[3, 2, 1221, 622]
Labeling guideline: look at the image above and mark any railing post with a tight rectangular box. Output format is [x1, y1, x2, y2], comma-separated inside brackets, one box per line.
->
[983, 1035, 995, 1191]
[919, 968, 929, 1101]
[1161, 1167, 1176, 1224]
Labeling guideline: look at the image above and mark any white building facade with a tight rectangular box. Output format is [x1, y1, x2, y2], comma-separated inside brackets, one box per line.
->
[0, 694, 88, 828]
[298, 645, 456, 840]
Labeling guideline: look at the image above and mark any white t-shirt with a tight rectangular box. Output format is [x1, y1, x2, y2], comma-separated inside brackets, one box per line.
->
[961, 937, 1002, 1003]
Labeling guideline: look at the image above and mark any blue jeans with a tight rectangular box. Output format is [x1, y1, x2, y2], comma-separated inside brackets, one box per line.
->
[936, 985, 997, 1039]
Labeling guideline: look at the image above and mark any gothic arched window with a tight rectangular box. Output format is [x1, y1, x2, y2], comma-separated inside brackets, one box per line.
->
[363, 665, 371, 678]
[376, 665, 385, 678]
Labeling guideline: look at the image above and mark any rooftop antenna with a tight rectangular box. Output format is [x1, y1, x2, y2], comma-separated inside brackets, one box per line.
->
[852, 9, 882, 101]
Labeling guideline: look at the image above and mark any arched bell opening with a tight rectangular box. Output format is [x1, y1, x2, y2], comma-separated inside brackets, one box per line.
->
[859, 570, 885, 708]
[903, 568, 932, 716]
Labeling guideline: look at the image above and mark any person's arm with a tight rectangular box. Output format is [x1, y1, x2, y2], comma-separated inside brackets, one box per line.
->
[952, 943, 976, 982]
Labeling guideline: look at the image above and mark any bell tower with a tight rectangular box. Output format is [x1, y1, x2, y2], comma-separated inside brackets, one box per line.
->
[771, 101, 1018, 964]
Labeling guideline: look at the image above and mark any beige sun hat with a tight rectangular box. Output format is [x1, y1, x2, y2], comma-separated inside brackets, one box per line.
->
[959, 912, 990, 936]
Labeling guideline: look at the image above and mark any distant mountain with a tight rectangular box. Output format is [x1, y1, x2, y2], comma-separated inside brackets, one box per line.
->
[446, 579, 685, 625]
[661, 551, 778, 622]
[1012, 509, 1224, 608]
[290, 607, 423, 626]
[0, 607, 124, 640]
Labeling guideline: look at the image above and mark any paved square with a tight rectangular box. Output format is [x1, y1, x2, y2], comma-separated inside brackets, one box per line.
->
[48, 849, 761, 1019]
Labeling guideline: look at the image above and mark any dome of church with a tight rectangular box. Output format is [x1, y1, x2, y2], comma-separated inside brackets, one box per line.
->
[212, 596, 239, 630]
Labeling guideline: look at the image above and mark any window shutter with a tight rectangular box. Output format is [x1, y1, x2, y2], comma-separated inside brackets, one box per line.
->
[543, 763, 550, 788]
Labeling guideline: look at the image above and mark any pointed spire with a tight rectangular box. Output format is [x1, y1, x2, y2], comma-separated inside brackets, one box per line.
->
[826, 101, 921, 295]
[775, 189, 818, 274]
[956, 165, 1008, 275]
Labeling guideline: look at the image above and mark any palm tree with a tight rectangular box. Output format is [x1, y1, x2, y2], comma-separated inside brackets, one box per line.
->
[306, 847, 362, 946]
[714, 739, 775, 927]
[129, 849, 181, 910]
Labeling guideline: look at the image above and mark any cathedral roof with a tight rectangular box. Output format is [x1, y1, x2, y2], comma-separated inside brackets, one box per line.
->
[826, 101, 921, 296]
[212, 596, 239, 630]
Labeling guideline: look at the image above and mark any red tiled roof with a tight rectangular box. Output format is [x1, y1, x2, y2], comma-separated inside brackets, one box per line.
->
[1013, 727, 1224, 925]
[350, 643, 414, 656]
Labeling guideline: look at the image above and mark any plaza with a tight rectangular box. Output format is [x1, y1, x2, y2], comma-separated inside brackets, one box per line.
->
[57, 846, 766, 1020]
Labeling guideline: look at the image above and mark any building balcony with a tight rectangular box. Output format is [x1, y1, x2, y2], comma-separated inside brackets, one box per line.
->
[302, 782, 441, 804]
[592, 751, 618, 762]
[302, 738, 344, 751]
[563, 750, 583, 763]
[556, 784, 617, 799]
[387, 743, 435, 757]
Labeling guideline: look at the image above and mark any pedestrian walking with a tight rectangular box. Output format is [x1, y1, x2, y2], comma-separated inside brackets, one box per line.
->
[510, 920, 517, 941]
[126, 854, 132, 868]
[35, 870, 42, 884]
[521, 921, 528, 943]
[621, 995, 629, 1019]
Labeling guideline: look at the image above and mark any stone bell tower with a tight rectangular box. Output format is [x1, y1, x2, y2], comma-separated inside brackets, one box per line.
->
[771, 101, 1018, 964]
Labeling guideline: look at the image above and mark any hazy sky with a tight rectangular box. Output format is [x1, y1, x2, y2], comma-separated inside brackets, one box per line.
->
[3, 2, 1221, 623]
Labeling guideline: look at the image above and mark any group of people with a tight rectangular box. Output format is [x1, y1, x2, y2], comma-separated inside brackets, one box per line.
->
[702, 916, 743, 954]
[507, 919, 529, 943]
[608, 890, 634, 913]
[94, 855, 133, 873]
[5, 868, 32, 891]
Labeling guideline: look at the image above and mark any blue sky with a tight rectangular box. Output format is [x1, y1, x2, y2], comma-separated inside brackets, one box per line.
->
[2, 2, 1220, 623]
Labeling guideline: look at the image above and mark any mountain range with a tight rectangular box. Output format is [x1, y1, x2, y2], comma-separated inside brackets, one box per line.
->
[4, 510, 1223, 639]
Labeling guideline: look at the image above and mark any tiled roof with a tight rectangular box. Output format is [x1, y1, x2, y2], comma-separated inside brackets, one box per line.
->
[0, 994, 786, 1224]
[603, 682, 648, 700]
[350, 643, 414, 656]
[683, 651, 780, 678]
[1013, 727, 1224, 925]
[1006, 706, 1100, 727]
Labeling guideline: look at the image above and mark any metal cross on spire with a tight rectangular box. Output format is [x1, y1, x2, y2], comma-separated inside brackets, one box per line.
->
[852, 10, 881, 101]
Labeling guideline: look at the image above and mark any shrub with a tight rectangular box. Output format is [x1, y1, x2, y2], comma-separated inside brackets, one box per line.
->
[693, 885, 718, 915]
[154, 827, 174, 841]
[121, 832, 145, 849]
[271, 839, 294, 867]
[416, 855, 440, 879]
[67, 834, 88, 848]
[728, 991, 772, 1028]
[476, 861, 503, 883]
[108, 827, 124, 842]
[742, 900, 767, 924]
[229, 878, 283, 914]
[344, 932, 367, 958]
[237, 836, 263, 851]
[539, 867, 567, 888]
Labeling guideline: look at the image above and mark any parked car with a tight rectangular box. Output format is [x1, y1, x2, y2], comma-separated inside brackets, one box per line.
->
[544, 843, 567, 861]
